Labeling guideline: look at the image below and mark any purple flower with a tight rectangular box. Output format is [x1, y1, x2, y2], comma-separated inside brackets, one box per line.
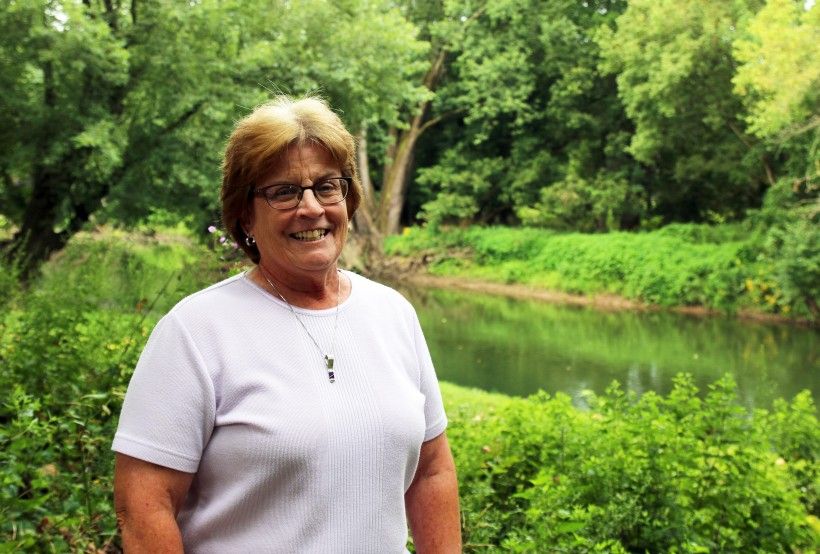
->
[219, 236, 226, 244]
[207, 225, 217, 234]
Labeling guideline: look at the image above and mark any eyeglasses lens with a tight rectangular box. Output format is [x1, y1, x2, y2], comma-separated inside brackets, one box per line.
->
[265, 178, 348, 210]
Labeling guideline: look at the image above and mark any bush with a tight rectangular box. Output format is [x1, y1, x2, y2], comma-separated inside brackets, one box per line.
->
[0, 227, 224, 551]
[385, 224, 814, 318]
[765, 218, 820, 319]
[518, 174, 645, 233]
[443, 376, 819, 552]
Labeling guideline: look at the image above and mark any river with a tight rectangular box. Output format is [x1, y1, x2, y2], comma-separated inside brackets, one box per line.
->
[400, 285, 818, 409]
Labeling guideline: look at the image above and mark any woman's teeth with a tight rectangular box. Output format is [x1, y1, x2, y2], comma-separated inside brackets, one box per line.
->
[292, 229, 327, 241]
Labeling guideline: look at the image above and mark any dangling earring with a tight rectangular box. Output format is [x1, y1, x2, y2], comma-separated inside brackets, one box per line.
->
[245, 235, 256, 247]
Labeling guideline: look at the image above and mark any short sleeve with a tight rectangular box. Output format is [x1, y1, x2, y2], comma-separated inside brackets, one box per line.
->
[410, 310, 448, 441]
[112, 312, 216, 473]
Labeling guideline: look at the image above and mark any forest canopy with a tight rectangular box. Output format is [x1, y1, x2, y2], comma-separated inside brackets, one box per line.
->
[1, 0, 817, 275]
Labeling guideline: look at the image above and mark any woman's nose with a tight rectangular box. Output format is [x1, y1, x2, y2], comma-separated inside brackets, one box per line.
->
[296, 188, 325, 216]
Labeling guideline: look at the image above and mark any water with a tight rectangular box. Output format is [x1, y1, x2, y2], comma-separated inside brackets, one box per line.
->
[401, 285, 818, 409]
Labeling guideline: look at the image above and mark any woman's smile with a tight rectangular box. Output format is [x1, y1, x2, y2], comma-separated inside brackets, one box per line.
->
[290, 228, 330, 241]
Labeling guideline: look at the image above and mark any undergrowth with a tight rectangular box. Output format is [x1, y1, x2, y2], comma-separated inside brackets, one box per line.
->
[385, 224, 817, 319]
[1, 228, 816, 551]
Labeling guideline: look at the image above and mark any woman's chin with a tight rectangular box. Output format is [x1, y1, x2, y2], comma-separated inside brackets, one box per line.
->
[285, 250, 340, 274]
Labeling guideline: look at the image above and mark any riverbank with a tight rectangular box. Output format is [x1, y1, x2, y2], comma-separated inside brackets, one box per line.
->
[383, 224, 818, 326]
[404, 271, 814, 327]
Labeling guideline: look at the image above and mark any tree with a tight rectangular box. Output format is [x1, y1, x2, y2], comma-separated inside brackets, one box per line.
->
[364, 0, 486, 236]
[733, 0, 819, 140]
[409, 0, 637, 230]
[596, 0, 770, 221]
[732, 0, 819, 319]
[0, 0, 427, 277]
[733, 0, 819, 188]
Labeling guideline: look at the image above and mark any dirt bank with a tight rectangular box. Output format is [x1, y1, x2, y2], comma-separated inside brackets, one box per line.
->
[402, 272, 814, 327]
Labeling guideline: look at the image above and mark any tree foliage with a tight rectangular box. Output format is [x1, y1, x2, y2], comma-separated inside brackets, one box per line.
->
[733, 0, 820, 139]
[407, 0, 815, 230]
[2, 0, 818, 273]
[0, 0, 427, 276]
[412, 0, 635, 230]
[595, 0, 770, 220]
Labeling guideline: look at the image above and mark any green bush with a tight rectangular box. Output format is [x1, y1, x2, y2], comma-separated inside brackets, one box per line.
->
[0, 227, 224, 551]
[385, 224, 813, 318]
[443, 376, 819, 552]
[517, 174, 645, 233]
[765, 218, 820, 319]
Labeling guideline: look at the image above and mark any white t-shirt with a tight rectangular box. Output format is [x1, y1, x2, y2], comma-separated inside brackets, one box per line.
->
[112, 270, 447, 553]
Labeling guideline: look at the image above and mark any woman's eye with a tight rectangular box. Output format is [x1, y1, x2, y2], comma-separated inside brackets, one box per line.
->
[317, 181, 339, 193]
[271, 186, 298, 198]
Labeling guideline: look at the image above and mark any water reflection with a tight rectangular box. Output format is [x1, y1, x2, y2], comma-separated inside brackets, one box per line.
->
[400, 285, 818, 408]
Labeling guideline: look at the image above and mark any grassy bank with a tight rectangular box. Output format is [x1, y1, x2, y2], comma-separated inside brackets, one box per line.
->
[384, 224, 818, 321]
[1, 229, 817, 551]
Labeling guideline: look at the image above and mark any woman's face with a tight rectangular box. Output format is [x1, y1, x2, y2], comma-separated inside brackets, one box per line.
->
[246, 143, 348, 279]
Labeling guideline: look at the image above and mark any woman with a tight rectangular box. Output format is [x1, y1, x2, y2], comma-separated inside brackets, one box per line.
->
[112, 95, 461, 553]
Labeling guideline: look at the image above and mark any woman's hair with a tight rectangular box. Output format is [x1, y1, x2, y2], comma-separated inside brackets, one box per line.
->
[221, 94, 362, 263]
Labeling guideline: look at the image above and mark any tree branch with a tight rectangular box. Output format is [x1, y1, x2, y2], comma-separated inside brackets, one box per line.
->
[776, 115, 820, 143]
[103, 0, 118, 32]
[728, 121, 776, 186]
[113, 100, 206, 182]
[157, 100, 206, 137]
[418, 109, 462, 137]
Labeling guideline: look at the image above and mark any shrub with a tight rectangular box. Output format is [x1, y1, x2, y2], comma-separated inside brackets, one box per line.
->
[765, 218, 820, 319]
[0, 227, 222, 551]
[518, 174, 645, 233]
[385, 224, 813, 317]
[444, 376, 819, 552]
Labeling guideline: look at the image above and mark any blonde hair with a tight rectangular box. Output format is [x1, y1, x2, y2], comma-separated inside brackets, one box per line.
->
[221, 95, 362, 263]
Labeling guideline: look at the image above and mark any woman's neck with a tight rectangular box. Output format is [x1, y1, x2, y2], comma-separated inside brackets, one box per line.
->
[251, 264, 347, 309]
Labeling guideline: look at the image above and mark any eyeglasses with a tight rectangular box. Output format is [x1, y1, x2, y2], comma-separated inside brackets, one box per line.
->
[253, 177, 351, 210]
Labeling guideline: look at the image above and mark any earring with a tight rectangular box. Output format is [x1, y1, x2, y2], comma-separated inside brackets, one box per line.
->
[245, 235, 256, 247]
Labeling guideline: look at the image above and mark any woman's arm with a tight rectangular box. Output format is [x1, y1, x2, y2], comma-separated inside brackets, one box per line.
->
[114, 453, 195, 553]
[405, 432, 461, 553]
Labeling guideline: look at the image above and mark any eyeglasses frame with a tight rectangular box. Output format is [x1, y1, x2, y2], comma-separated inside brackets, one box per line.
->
[252, 177, 352, 210]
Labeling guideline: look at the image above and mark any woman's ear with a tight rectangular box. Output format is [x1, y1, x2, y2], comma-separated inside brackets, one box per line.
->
[241, 209, 254, 237]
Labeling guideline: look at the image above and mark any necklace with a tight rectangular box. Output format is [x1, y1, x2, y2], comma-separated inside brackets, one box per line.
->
[258, 266, 341, 383]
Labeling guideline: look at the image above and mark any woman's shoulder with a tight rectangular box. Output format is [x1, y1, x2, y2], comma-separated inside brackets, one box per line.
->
[168, 271, 255, 319]
[344, 270, 415, 313]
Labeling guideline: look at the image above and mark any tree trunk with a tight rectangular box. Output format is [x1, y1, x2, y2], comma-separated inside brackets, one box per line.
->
[4, 168, 87, 279]
[376, 48, 447, 235]
[338, 125, 381, 273]
[805, 295, 819, 322]
[356, 126, 376, 213]
[378, 127, 421, 235]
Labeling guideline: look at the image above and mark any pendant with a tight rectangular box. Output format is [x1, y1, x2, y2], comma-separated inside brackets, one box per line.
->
[325, 355, 336, 383]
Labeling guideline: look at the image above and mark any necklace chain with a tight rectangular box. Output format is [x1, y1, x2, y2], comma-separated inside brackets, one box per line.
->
[258, 266, 341, 383]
